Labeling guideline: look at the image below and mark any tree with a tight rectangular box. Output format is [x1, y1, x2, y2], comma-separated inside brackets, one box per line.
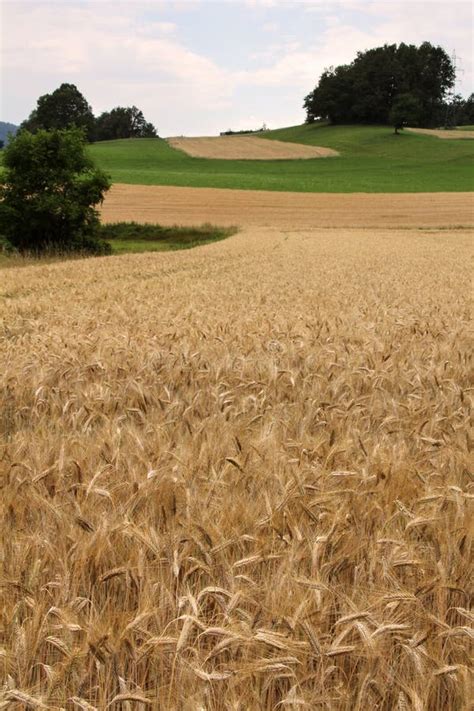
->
[463, 93, 474, 124]
[19, 85, 158, 143]
[0, 128, 111, 255]
[389, 93, 423, 133]
[304, 64, 355, 123]
[304, 42, 455, 127]
[443, 92, 474, 126]
[95, 106, 157, 141]
[21, 83, 95, 140]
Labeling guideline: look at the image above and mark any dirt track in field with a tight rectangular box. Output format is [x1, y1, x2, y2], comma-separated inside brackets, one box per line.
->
[101, 184, 474, 229]
[167, 135, 338, 159]
[407, 127, 474, 139]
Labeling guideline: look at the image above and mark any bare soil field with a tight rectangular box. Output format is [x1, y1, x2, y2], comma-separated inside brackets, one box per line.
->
[101, 183, 474, 229]
[1, 220, 472, 709]
[407, 127, 474, 139]
[168, 135, 338, 159]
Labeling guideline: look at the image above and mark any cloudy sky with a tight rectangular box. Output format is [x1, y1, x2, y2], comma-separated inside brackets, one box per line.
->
[1, 0, 472, 135]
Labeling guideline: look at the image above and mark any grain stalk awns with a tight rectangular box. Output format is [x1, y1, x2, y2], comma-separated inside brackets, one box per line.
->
[0, 226, 472, 710]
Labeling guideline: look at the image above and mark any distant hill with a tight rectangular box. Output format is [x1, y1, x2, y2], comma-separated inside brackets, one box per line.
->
[0, 121, 19, 145]
[89, 124, 474, 193]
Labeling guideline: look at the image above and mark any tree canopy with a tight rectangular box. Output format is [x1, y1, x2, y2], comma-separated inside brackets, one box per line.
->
[0, 128, 111, 254]
[94, 106, 157, 141]
[304, 42, 456, 127]
[444, 92, 474, 127]
[21, 83, 96, 140]
[20, 84, 158, 142]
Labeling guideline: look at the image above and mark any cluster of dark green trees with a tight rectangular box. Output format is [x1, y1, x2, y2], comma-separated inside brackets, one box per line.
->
[1, 84, 158, 257]
[20, 83, 157, 142]
[443, 94, 474, 126]
[304, 42, 472, 131]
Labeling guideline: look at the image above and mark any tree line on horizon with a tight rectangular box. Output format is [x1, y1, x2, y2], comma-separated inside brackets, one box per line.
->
[304, 42, 474, 130]
[12, 43, 473, 145]
[20, 83, 157, 142]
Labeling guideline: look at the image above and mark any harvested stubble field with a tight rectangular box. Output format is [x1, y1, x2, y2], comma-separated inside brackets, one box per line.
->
[407, 127, 474, 140]
[0, 215, 473, 710]
[167, 136, 338, 160]
[101, 185, 474, 229]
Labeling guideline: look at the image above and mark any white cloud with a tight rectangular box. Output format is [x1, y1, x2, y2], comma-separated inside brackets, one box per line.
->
[0, 0, 233, 127]
[1, 0, 471, 134]
[142, 22, 178, 35]
[262, 21, 279, 32]
[356, 2, 473, 94]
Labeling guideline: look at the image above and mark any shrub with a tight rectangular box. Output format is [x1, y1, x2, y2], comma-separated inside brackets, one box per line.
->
[0, 128, 111, 255]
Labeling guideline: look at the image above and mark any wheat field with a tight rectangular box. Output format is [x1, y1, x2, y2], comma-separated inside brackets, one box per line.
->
[406, 128, 474, 140]
[0, 225, 472, 710]
[167, 137, 338, 160]
[100, 186, 473, 229]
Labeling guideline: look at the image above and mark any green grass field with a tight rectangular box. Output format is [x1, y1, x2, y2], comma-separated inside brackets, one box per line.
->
[88, 123, 474, 193]
[0, 224, 236, 268]
[100, 222, 236, 254]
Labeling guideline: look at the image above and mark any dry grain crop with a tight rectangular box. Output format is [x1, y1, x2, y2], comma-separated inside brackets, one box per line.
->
[101, 185, 474, 229]
[0, 223, 472, 710]
[167, 136, 338, 160]
[407, 127, 474, 140]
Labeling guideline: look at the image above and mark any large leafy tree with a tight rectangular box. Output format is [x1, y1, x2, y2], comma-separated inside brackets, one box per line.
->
[304, 65, 355, 124]
[95, 106, 157, 141]
[20, 85, 158, 143]
[304, 42, 455, 127]
[21, 83, 95, 140]
[0, 128, 111, 255]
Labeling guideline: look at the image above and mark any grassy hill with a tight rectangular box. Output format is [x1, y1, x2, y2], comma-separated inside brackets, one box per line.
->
[88, 123, 473, 193]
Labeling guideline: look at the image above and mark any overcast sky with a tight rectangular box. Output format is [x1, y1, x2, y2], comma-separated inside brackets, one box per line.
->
[1, 0, 472, 135]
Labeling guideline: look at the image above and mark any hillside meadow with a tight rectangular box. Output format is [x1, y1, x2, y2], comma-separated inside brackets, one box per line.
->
[1, 219, 472, 710]
[88, 123, 474, 193]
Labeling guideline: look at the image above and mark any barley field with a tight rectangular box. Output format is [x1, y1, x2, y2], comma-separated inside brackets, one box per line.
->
[0, 220, 472, 710]
[167, 137, 338, 160]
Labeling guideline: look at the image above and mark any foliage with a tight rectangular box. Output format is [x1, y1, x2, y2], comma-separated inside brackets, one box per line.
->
[0, 128, 111, 255]
[87, 124, 474, 193]
[19, 84, 157, 142]
[462, 93, 474, 124]
[304, 42, 455, 127]
[21, 83, 95, 140]
[443, 92, 474, 127]
[220, 125, 268, 135]
[389, 93, 423, 133]
[94, 106, 157, 141]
